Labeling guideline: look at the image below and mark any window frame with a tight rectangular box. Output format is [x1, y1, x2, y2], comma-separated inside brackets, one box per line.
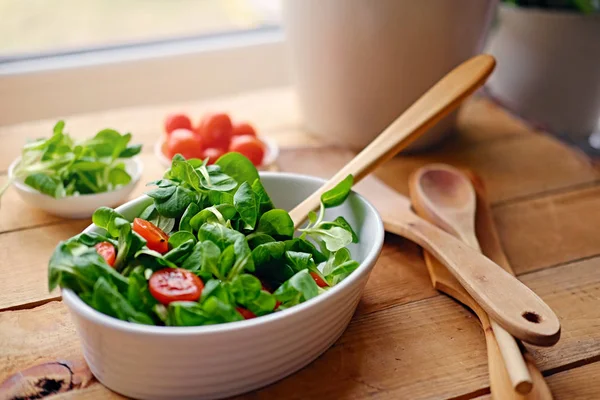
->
[0, 27, 290, 126]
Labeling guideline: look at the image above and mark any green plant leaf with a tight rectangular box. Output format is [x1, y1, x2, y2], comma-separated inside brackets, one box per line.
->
[234, 181, 258, 229]
[168, 231, 197, 249]
[256, 209, 294, 239]
[274, 269, 319, 307]
[321, 216, 359, 243]
[179, 203, 200, 232]
[215, 152, 259, 188]
[92, 277, 154, 324]
[24, 173, 63, 197]
[229, 274, 262, 305]
[251, 178, 274, 216]
[285, 251, 315, 273]
[251, 241, 286, 267]
[321, 174, 353, 208]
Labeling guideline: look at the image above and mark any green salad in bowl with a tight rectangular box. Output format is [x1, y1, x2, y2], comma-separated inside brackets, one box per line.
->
[49, 152, 360, 326]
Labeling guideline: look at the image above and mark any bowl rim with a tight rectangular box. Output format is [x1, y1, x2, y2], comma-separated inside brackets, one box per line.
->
[153, 135, 279, 169]
[62, 172, 384, 336]
[8, 156, 144, 198]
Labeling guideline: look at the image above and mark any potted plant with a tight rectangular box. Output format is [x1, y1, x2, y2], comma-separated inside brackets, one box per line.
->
[486, 1, 600, 147]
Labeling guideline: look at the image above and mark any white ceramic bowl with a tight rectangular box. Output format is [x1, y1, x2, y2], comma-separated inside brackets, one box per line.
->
[154, 135, 279, 170]
[8, 157, 143, 219]
[62, 172, 384, 400]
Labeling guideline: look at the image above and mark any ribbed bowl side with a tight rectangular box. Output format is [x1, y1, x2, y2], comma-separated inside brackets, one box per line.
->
[67, 276, 368, 400]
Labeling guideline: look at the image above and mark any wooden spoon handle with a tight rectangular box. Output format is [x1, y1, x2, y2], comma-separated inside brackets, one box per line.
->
[289, 54, 496, 227]
[383, 213, 561, 346]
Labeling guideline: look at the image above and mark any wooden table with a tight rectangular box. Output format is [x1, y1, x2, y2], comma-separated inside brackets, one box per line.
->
[1, 87, 599, 400]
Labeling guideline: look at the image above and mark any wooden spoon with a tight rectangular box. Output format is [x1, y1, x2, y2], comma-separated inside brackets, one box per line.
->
[289, 54, 496, 227]
[353, 177, 560, 346]
[409, 164, 552, 398]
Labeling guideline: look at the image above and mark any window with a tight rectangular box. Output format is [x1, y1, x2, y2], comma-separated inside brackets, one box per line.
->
[0, 0, 289, 125]
[0, 0, 282, 59]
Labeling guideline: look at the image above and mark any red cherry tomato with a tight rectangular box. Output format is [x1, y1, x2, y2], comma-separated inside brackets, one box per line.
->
[202, 147, 226, 165]
[133, 218, 169, 254]
[195, 113, 233, 150]
[164, 114, 192, 135]
[236, 307, 257, 320]
[229, 135, 265, 166]
[95, 242, 116, 267]
[310, 271, 329, 288]
[149, 268, 204, 305]
[232, 122, 257, 137]
[166, 129, 204, 160]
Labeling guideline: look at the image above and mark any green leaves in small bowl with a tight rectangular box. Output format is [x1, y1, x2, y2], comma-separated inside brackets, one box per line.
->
[2, 120, 142, 201]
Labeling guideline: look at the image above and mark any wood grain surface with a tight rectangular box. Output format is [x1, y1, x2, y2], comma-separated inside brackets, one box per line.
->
[0, 88, 599, 399]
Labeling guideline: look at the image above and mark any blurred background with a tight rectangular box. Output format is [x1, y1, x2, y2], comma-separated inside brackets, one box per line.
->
[0, 0, 282, 58]
[1, 0, 598, 154]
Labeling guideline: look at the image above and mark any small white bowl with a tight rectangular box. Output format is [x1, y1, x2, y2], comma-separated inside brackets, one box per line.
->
[8, 157, 143, 219]
[154, 135, 279, 170]
[62, 172, 384, 400]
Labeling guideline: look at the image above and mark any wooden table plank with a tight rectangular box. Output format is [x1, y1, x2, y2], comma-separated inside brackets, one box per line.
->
[494, 185, 600, 274]
[475, 361, 600, 400]
[545, 362, 600, 400]
[3, 256, 599, 400]
[0, 221, 89, 311]
[0, 176, 63, 233]
[375, 133, 598, 205]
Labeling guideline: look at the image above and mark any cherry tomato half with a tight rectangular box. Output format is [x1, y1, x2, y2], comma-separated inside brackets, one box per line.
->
[195, 113, 232, 150]
[229, 135, 265, 166]
[202, 147, 226, 165]
[166, 129, 204, 160]
[133, 218, 169, 254]
[232, 122, 257, 137]
[149, 268, 204, 305]
[310, 271, 329, 288]
[236, 307, 257, 320]
[95, 241, 116, 267]
[164, 113, 192, 135]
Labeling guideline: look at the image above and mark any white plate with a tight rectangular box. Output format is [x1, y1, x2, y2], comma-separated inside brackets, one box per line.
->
[8, 156, 143, 219]
[154, 135, 279, 170]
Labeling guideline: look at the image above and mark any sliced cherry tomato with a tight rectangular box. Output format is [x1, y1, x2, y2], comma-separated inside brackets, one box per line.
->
[95, 241, 116, 267]
[166, 129, 204, 160]
[133, 218, 169, 254]
[195, 113, 233, 150]
[164, 113, 192, 135]
[236, 307, 257, 320]
[310, 271, 329, 288]
[232, 122, 257, 137]
[229, 135, 265, 166]
[149, 268, 204, 305]
[201, 147, 226, 165]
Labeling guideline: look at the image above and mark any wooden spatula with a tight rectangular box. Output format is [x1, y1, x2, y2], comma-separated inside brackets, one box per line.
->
[329, 169, 559, 346]
[409, 164, 552, 399]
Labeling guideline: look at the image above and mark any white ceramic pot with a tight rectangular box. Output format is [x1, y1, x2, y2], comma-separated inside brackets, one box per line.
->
[487, 5, 600, 139]
[282, 0, 498, 151]
[62, 172, 384, 400]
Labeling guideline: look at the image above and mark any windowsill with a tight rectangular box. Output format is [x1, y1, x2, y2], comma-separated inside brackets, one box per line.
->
[0, 27, 290, 126]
